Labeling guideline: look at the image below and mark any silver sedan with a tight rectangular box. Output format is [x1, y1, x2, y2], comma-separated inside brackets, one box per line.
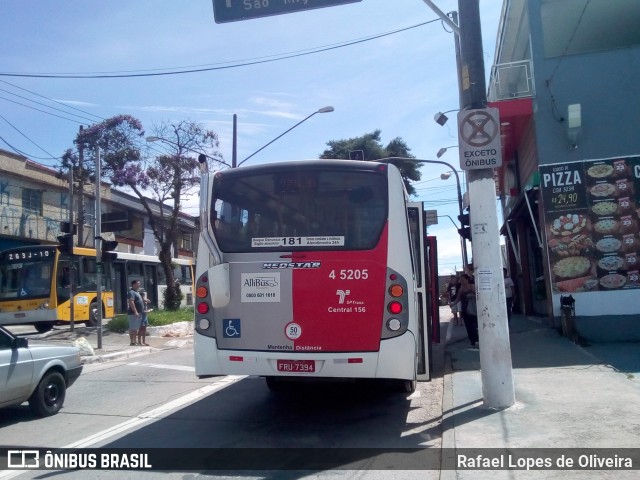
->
[0, 325, 83, 417]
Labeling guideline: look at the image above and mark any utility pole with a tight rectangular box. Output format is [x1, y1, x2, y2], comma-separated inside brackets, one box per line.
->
[95, 146, 103, 349]
[77, 126, 85, 246]
[67, 161, 75, 332]
[458, 0, 514, 408]
[232, 114, 237, 168]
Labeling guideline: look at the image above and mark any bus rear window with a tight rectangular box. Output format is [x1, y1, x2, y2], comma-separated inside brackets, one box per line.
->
[211, 167, 388, 252]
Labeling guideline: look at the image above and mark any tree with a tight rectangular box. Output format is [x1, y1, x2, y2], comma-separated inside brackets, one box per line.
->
[68, 115, 225, 310]
[318, 130, 421, 195]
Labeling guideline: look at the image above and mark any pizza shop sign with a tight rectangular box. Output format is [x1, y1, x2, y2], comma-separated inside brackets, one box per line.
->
[539, 156, 640, 295]
[542, 167, 583, 193]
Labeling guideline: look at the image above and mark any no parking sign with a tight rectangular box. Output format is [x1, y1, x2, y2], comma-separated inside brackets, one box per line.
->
[457, 108, 502, 170]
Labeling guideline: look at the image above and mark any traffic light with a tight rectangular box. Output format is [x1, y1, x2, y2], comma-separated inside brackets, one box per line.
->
[57, 233, 74, 255]
[101, 239, 119, 262]
[457, 213, 472, 241]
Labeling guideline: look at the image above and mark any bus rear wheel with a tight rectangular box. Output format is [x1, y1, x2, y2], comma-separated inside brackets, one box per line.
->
[35, 322, 54, 333]
[87, 301, 99, 327]
[396, 379, 416, 394]
[265, 376, 288, 392]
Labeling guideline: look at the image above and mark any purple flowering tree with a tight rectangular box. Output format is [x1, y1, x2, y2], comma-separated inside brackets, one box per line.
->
[66, 115, 224, 310]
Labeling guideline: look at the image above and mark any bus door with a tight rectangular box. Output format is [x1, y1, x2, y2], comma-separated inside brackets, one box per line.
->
[407, 202, 431, 381]
[143, 264, 156, 307]
[425, 235, 441, 343]
[112, 262, 126, 313]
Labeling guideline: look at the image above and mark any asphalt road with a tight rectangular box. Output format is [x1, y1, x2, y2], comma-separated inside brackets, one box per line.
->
[1, 339, 446, 479]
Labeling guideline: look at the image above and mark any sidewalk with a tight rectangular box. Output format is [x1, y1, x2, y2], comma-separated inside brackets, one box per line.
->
[27, 310, 640, 476]
[31, 321, 193, 365]
[440, 306, 640, 478]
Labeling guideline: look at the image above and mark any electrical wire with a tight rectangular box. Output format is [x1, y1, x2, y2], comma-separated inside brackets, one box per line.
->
[0, 19, 440, 79]
[0, 95, 87, 124]
[0, 79, 104, 122]
[0, 113, 59, 160]
[0, 88, 100, 124]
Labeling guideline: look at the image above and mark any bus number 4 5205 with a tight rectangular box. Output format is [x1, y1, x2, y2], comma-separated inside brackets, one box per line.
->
[329, 269, 369, 280]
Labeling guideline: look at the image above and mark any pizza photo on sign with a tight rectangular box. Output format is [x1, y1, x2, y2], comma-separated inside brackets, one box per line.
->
[591, 201, 618, 217]
[587, 163, 613, 179]
[590, 182, 617, 198]
[554, 275, 598, 293]
[595, 236, 622, 254]
[599, 273, 626, 289]
[548, 234, 592, 258]
[593, 218, 620, 235]
[552, 256, 592, 279]
[549, 213, 588, 237]
[597, 255, 625, 273]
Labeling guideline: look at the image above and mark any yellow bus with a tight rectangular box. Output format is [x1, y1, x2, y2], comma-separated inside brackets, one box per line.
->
[0, 245, 114, 332]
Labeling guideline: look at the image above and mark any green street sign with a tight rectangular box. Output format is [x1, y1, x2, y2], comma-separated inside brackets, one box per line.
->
[212, 0, 362, 24]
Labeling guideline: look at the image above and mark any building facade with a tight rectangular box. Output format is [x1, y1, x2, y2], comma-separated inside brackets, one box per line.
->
[0, 149, 197, 312]
[489, 0, 640, 341]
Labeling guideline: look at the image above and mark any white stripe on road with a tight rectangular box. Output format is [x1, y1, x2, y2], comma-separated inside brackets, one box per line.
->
[0, 375, 247, 480]
[127, 361, 195, 372]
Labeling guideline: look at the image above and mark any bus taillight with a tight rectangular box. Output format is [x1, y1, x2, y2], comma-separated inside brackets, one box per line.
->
[388, 284, 404, 297]
[388, 301, 402, 315]
[196, 286, 208, 298]
[197, 302, 210, 314]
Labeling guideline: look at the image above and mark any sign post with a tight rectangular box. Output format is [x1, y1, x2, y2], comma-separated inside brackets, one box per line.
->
[212, 0, 362, 24]
[457, 0, 514, 409]
[457, 107, 502, 171]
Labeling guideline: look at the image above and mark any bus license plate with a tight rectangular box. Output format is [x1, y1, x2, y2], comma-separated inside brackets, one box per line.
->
[277, 360, 315, 373]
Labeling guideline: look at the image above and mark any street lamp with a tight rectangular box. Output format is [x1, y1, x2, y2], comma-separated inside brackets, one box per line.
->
[436, 145, 458, 158]
[377, 156, 468, 268]
[145, 136, 232, 168]
[433, 109, 458, 126]
[238, 106, 334, 167]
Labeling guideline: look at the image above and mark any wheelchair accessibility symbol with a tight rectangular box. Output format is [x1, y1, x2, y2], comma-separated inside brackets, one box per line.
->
[223, 319, 241, 338]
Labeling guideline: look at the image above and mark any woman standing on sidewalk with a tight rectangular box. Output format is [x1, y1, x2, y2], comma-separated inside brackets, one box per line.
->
[137, 291, 152, 346]
[456, 274, 479, 347]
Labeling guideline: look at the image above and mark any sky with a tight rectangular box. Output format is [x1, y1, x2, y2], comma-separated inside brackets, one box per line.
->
[0, 0, 504, 275]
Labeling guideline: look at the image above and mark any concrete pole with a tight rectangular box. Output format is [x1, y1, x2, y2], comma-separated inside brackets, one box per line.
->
[77, 126, 85, 246]
[67, 162, 75, 332]
[232, 114, 237, 168]
[95, 146, 103, 349]
[458, 0, 514, 408]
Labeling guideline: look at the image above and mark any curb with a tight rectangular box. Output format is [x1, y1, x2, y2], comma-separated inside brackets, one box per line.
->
[440, 350, 457, 478]
[81, 346, 156, 365]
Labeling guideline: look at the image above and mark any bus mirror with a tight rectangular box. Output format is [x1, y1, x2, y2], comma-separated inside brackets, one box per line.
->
[209, 263, 231, 308]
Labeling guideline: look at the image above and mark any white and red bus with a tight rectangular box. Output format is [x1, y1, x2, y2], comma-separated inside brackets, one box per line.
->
[194, 160, 431, 392]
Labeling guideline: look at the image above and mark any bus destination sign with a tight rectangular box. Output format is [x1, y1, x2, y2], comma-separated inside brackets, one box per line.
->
[1, 247, 56, 263]
[212, 0, 362, 24]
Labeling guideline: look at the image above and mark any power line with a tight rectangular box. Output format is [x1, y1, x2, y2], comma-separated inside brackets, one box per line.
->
[0, 20, 439, 79]
[0, 86, 100, 124]
[0, 95, 87, 124]
[0, 79, 104, 122]
[0, 113, 58, 160]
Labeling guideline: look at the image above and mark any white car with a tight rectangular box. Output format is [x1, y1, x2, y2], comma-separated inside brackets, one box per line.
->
[0, 326, 83, 417]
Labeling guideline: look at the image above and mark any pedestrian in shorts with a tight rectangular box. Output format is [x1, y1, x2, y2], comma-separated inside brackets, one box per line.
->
[127, 280, 144, 346]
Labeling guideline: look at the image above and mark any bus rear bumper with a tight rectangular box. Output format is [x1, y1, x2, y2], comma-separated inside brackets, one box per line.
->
[0, 309, 57, 326]
[194, 331, 417, 381]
